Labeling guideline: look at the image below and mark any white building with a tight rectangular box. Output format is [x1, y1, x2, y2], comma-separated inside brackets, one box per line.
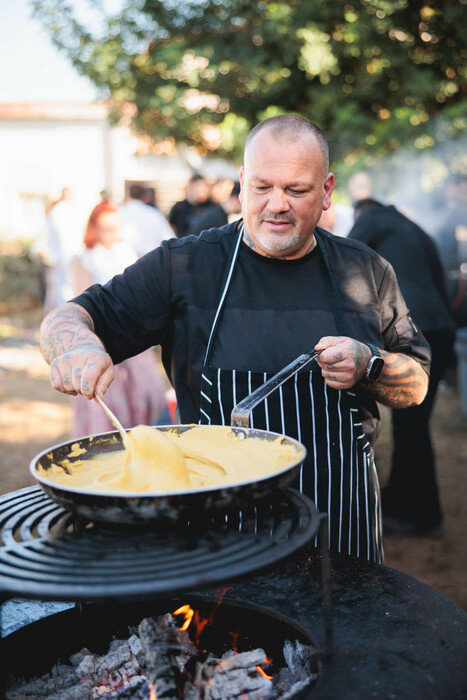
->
[0, 102, 239, 242]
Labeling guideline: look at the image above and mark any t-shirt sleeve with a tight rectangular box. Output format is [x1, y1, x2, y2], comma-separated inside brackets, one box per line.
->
[378, 261, 431, 374]
[71, 242, 172, 364]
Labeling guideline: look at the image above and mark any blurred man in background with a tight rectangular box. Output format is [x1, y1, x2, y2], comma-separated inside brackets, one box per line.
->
[188, 181, 241, 237]
[349, 199, 456, 536]
[169, 174, 213, 238]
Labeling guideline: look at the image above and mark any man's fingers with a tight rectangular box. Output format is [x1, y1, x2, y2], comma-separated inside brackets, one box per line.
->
[94, 364, 115, 398]
[50, 360, 78, 395]
[49, 349, 114, 398]
[80, 355, 115, 398]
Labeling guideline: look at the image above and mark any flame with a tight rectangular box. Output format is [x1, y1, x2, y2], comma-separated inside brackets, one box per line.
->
[256, 665, 274, 680]
[230, 629, 240, 652]
[148, 681, 157, 699]
[173, 590, 231, 645]
[173, 604, 194, 631]
[256, 656, 274, 680]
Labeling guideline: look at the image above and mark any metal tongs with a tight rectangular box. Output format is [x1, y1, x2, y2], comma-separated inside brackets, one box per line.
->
[231, 350, 321, 428]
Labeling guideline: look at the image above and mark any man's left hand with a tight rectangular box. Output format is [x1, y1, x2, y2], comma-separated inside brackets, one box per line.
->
[314, 336, 372, 389]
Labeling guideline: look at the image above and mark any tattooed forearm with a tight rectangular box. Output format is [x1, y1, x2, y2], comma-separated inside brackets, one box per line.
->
[361, 350, 429, 408]
[40, 303, 105, 365]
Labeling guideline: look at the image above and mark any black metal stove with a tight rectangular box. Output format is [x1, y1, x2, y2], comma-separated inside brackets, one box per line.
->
[0, 485, 321, 600]
[1, 486, 467, 699]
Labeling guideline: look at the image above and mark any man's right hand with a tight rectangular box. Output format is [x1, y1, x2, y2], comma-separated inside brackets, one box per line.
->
[49, 344, 115, 398]
[40, 302, 115, 399]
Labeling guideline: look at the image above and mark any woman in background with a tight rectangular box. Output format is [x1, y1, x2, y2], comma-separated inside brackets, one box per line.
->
[71, 201, 168, 437]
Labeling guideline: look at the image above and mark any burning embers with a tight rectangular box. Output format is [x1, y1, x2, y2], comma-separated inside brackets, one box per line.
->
[6, 599, 317, 699]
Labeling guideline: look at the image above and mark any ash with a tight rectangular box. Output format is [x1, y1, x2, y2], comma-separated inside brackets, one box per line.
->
[6, 613, 317, 699]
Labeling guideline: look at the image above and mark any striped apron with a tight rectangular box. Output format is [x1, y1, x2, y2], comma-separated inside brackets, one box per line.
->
[199, 225, 383, 563]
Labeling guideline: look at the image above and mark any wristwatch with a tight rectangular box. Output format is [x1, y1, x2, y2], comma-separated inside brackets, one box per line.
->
[361, 343, 384, 382]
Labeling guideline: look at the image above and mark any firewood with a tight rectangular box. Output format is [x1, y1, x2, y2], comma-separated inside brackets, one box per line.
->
[138, 613, 185, 699]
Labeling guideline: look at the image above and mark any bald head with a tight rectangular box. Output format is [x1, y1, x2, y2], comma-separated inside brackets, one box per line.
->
[245, 115, 329, 174]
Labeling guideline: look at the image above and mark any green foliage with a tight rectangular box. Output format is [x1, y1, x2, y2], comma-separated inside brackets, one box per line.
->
[32, 0, 467, 166]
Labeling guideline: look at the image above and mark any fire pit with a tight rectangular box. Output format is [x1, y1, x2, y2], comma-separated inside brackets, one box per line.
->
[1, 486, 467, 699]
[5, 597, 319, 698]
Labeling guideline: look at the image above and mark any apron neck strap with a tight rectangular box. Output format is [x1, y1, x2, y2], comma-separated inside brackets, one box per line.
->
[314, 228, 349, 337]
[203, 223, 244, 365]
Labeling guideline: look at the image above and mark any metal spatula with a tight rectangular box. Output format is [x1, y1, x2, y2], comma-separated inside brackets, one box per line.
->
[231, 350, 321, 428]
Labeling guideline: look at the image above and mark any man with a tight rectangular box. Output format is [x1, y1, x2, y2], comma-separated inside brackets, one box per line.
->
[120, 184, 173, 257]
[188, 181, 242, 237]
[348, 199, 455, 535]
[40, 116, 430, 564]
[169, 174, 213, 238]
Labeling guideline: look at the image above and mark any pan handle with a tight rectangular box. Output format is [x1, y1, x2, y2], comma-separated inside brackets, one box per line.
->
[230, 351, 321, 428]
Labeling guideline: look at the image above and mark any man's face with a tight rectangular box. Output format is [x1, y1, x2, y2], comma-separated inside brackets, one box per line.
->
[239, 129, 334, 259]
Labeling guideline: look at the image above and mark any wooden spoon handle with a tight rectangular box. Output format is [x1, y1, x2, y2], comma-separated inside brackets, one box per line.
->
[94, 393, 129, 446]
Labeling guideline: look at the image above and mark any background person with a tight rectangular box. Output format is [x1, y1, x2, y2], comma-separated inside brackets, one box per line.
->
[70, 200, 168, 438]
[168, 174, 213, 238]
[40, 116, 430, 564]
[348, 199, 456, 535]
[188, 181, 242, 237]
[39, 187, 82, 313]
[119, 184, 173, 257]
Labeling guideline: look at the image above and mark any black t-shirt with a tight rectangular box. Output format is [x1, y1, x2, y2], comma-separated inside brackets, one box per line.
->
[73, 222, 431, 445]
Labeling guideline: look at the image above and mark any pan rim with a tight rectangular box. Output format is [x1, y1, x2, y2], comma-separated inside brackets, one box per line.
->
[30, 424, 307, 499]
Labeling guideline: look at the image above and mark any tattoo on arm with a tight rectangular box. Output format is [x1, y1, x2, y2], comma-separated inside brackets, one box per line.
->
[40, 303, 106, 365]
[362, 350, 428, 408]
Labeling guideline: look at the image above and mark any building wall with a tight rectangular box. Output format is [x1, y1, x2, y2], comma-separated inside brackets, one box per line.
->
[0, 105, 239, 242]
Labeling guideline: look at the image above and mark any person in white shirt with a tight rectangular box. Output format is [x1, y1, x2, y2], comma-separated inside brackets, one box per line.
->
[40, 187, 83, 312]
[119, 184, 174, 257]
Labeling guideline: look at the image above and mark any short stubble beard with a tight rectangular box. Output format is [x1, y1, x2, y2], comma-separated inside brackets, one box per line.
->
[255, 229, 301, 252]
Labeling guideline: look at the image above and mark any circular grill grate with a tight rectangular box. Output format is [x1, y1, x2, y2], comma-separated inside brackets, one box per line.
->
[0, 486, 320, 601]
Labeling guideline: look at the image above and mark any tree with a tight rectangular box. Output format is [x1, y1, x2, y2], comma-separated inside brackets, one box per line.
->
[33, 0, 466, 167]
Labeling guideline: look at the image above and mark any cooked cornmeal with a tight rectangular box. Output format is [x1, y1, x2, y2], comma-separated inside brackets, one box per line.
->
[38, 425, 301, 493]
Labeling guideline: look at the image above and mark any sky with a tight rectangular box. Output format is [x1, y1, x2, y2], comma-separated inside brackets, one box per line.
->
[0, 0, 99, 102]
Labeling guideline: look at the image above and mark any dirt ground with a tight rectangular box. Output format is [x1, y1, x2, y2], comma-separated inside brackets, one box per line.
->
[1, 311, 466, 611]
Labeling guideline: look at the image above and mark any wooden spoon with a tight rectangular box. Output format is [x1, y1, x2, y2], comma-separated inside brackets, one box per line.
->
[94, 393, 129, 448]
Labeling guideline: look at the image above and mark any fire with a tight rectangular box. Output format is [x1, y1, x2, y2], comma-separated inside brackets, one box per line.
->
[173, 604, 194, 631]
[148, 681, 157, 699]
[256, 657, 274, 680]
[173, 590, 231, 645]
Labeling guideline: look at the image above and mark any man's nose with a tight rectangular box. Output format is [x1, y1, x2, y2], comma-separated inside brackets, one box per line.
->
[267, 187, 289, 212]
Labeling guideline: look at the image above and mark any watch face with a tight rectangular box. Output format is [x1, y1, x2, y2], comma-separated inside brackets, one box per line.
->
[367, 356, 384, 380]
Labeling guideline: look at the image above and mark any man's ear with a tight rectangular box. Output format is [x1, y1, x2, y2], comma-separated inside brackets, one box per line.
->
[322, 172, 335, 211]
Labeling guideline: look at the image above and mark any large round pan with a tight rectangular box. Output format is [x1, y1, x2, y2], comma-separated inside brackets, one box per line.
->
[31, 351, 316, 524]
[30, 425, 306, 524]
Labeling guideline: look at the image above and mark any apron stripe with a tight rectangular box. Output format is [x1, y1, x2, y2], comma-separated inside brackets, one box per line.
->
[324, 381, 332, 547]
[263, 372, 270, 432]
[217, 368, 225, 425]
[363, 452, 371, 561]
[204, 375, 213, 386]
[200, 391, 212, 403]
[337, 390, 344, 554]
[294, 374, 303, 493]
[232, 369, 237, 410]
[279, 385, 285, 436]
[248, 372, 254, 429]
[200, 408, 211, 423]
[310, 373, 318, 546]
[348, 401, 354, 555]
